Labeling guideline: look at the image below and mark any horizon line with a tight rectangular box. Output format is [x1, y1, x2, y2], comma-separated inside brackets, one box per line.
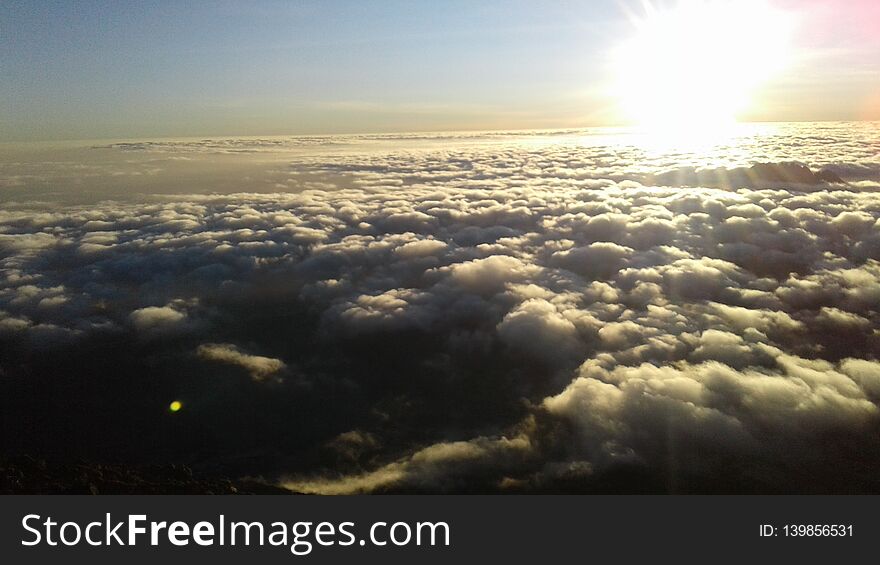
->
[2, 118, 879, 145]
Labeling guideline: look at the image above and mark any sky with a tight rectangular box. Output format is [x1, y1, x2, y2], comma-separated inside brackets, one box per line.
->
[1, 0, 879, 141]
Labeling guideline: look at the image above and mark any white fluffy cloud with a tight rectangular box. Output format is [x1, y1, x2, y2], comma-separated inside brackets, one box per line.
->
[2, 123, 879, 492]
[129, 306, 187, 333]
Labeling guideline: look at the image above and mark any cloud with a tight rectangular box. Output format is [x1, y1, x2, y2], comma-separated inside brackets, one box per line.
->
[496, 299, 583, 366]
[2, 123, 879, 493]
[540, 355, 878, 479]
[129, 305, 187, 334]
[196, 343, 286, 381]
[550, 242, 632, 279]
[283, 434, 534, 494]
[646, 161, 847, 189]
[443, 255, 540, 295]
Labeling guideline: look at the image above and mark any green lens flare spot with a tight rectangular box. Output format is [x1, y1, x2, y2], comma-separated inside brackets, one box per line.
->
[169, 400, 183, 413]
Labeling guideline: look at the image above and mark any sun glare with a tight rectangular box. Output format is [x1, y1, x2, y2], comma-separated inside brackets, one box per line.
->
[613, 0, 793, 134]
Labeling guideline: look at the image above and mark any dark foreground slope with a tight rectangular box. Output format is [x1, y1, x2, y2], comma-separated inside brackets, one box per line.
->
[1, 456, 291, 495]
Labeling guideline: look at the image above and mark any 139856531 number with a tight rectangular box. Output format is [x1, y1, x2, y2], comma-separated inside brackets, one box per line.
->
[783, 525, 853, 537]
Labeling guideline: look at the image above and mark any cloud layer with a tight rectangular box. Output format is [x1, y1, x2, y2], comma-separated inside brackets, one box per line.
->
[2, 123, 880, 492]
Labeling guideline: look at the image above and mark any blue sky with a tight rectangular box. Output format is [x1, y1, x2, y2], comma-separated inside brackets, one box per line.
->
[2, 0, 878, 140]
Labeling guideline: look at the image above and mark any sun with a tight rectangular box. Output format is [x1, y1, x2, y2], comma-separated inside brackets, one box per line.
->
[612, 0, 793, 134]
